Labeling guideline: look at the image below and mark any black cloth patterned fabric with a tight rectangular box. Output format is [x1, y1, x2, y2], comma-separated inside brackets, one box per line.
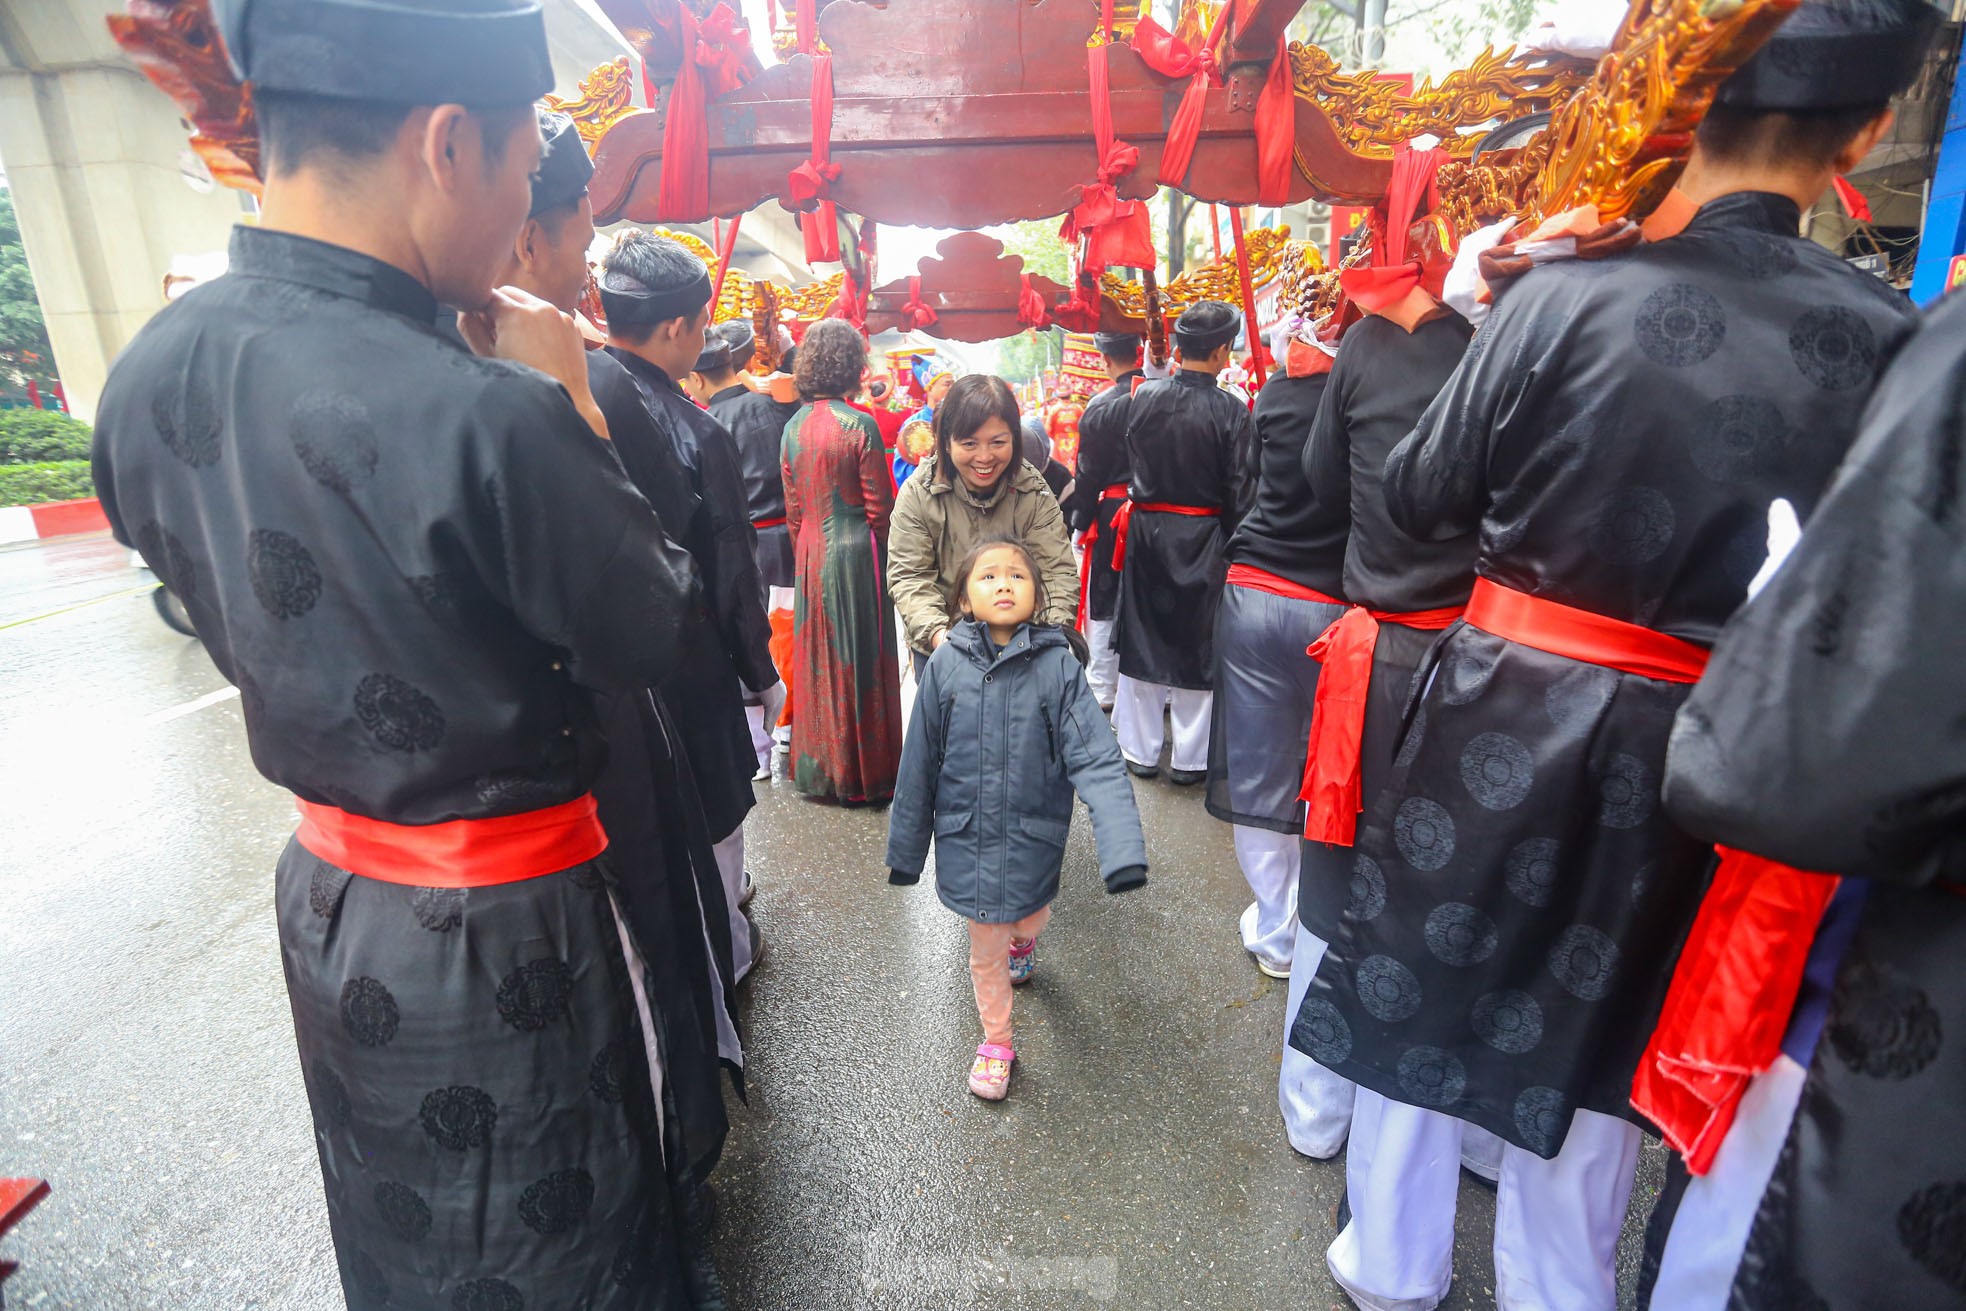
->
[1230, 369, 1348, 598]
[596, 349, 773, 842]
[705, 382, 800, 591]
[1660, 293, 1966, 1308]
[1114, 370, 1258, 688]
[1295, 192, 1919, 1159]
[1061, 369, 1141, 621]
[92, 225, 719, 1305]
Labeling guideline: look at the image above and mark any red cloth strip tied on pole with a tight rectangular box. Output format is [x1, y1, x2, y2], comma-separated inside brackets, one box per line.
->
[1131, 2, 1233, 189]
[1227, 205, 1267, 393]
[653, 3, 751, 222]
[900, 275, 939, 329]
[1017, 275, 1053, 330]
[789, 52, 844, 263]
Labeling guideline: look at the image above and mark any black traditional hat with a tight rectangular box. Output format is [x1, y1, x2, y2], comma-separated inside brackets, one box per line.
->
[713, 319, 758, 369]
[213, 0, 553, 105]
[694, 335, 733, 374]
[1173, 300, 1241, 355]
[599, 236, 714, 330]
[1093, 330, 1143, 360]
[530, 109, 594, 217]
[1715, 0, 1941, 111]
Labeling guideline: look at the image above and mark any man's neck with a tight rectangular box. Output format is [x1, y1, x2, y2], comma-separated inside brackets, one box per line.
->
[1179, 362, 1225, 379]
[609, 337, 677, 381]
[258, 170, 437, 293]
[1674, 155, 1828, 220]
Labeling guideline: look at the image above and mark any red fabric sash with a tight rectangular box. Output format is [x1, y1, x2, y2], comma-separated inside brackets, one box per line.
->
[1298, 602, 1465, 845]
[791, 54, 842, 263]
[753, 514, 788, 529]
[1458, 578, 1838, 1176]
[1133, 6, 1232, 189]
[294, 794, 608, 888]
[1108, 500, 1218, 571]
[1226, 562, 1343, 607]
[1075, 483, 1130, 629]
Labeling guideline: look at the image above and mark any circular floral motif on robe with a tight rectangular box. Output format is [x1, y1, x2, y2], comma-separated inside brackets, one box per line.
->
[1460, 732, 1535, 811]
[1356, 955, 1424, 1022]
[1691, 396, 1794, 484]
[451, 1277, 525, 1311]
[1505, 838, 1562, 908]
[135, 522, 197, 604]
[1347, 854, 1387, 922]
[1635, 283, 1727, 367]
[411, 886, 465, 933]
[153, 376, 222, 468]
[1897, 1181, 1966, 1294]
[1393, 798, 1457, 871]
[1438, 642, 1500, 706]
[1548, 924, 1620, 1001]
[406, 571, 470, 624]
[1826, 959, 1943, 1080]
[1587, 486, 1677, 565]
[291, 390, 380, 494]
[1396, 1046, 1467, 1107]
[1597, 753, 1657, 829]
[374, 1180, 432, 1242]
[347, 1250, 390, 1304]
[496, 958, 573, 1032]
[1790, 305, 1879, 391]
[308, 860, 353, 918]
[419, 1085, 498, 1151]
[1424, 902, 1500, 967]
[518, 1167, 596, 1235]
[353, 673, 446, 753]
[1544, 666, 1614, 731]
[309, 1059, 352, 1129]
[1717, 230, 1799, 282]
[589, 1038, 630, 1104]
[475, 770, 564, 812]
[1513, 1085, 1571, 1156]
[1291, 997, 1354, 1065]
[1473, 989, 1545, 1055]
[339, 976, 400, 1047]
[247, 528, 323, 619]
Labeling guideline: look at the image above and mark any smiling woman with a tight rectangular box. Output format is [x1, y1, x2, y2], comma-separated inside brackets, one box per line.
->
[885, 376, 1080, 671]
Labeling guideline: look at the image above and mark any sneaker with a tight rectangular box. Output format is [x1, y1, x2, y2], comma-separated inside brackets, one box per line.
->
[752, 760, 771, 782]
[1124, 760, 1159, 780]
[1254, 956, 1291, 980]
[1167, 767, 1206, 786]
[968, 1043, 1015, 1100]
[1007, 937, 1036, 986]
[739, 870, 756, 908]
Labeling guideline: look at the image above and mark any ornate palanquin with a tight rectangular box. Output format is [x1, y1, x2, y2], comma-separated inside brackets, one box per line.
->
[111, 0, 1801, 351]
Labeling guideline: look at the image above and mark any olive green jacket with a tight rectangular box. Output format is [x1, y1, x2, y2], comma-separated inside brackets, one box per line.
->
[886, 456, 1079, 654]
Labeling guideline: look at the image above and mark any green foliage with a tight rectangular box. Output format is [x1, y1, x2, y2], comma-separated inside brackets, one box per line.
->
[0, 407, 93, 463]
[0, 189, 57, 392]
[996, 326, 1062, 384]
[0, 459, 94, 507]
[999, 220, 1072, 284]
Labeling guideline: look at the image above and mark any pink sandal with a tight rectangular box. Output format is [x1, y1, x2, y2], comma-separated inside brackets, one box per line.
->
[968, 1043, 1015, 1100]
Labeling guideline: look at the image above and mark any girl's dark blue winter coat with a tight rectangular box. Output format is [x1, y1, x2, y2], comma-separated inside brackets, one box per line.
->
[886, 620, 1147, 923]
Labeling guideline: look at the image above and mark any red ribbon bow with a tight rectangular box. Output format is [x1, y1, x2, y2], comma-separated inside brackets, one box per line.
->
[1058, 44, 1155, 275]
[1132, 10, 1231, 189]
[901, 275, 939, 329]
[1016, 275, 1052, 329]
[790, 53, 843, 263]
[694, 4, 751, 97]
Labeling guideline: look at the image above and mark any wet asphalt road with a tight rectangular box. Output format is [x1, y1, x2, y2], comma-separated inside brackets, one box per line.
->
[0, 534, 1664, 1310]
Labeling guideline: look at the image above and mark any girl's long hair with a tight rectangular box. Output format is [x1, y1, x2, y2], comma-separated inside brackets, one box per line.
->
[932, 374, 1023, 485]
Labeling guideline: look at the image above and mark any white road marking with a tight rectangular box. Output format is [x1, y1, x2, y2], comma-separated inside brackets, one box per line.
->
[144, 685, 240, 725]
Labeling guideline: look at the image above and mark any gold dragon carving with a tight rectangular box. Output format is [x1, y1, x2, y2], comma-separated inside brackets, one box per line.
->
[1100, 225, 1296, 318]
[542, 56, 646, 145]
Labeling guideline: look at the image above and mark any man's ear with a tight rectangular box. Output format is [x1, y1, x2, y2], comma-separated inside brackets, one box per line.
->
[1833, 108, 1896, 178]
[514, 218, 541, 274]
[419, 105, 470, 193]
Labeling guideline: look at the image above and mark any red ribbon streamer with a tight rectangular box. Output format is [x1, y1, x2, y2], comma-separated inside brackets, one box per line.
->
[654, 7, 709, 220]
[791, 53, 843, 263]
[1338, 144, 1448, 312]
[901, 275, 939, 329]
[1017, 274, 1052, 330]
[1133, 6, 1232, 189]
[712, 212, 742, 313]
[1255, 33, 1294, 208]
[1227, 206, 1267, 393]
[794, 0, 816, 54]
[1831, 175, 1873, 223]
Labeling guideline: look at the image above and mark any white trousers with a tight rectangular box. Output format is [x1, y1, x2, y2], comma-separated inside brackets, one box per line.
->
[1330, 1090, 1641, 1311]
[1646, 1055, 1808, 1310]
[711, 827, 754, 981]
[1113, 675, 1212, 773]
[1236, 826, 1301, 971]
[1085, 615, 1121, 708]
[1280, 920, 1357, 1158]
[743, 680, 787, 773]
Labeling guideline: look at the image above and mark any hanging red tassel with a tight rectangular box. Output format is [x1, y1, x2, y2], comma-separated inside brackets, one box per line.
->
[1255, 33, 1294, 208]
[901, 275, 939, 328]
[654, 7, 709, 219]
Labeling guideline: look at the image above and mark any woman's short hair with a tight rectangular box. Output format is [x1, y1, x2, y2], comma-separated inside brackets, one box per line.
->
[932, 374, 1023, 480]
[953, 535, 1046, 615]
[793, 320, 868, 399]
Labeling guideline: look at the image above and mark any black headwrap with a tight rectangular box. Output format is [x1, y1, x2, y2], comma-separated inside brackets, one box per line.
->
[693, 336, 733, 374]
[530, 109, 594, 217]
[598, 245, 714, 330]
[1173, 300, 1241, 355]
[712, 319, 757, 369]
[1093, 331, 1143, 361]
[1715, 0, 1941, 111]
[213, 0, 552, 105]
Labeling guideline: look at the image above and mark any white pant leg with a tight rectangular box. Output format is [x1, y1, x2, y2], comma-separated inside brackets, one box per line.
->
[1493, 1108, 1641, 1311]
[1647, 1055, 1808, 1310]
[1085, 616, 1120, 708]
[1167, 688, 1213, 773]
[1460, 1123, 1504, 1183]
[1113, 675, 1168, 768]
[742, 679, 786, 772]
[711, 827, 754, 981]
[1279, 920, 1355, 1159]
[1329, 1090, 1461, 1311]
[1235, 826, 1301, 969]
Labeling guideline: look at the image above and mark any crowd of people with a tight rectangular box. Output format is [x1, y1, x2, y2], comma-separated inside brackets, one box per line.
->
[86, 0, 1965, 1307]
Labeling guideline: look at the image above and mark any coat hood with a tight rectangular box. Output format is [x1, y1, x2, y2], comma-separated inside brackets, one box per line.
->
[944, 618, 1070, 666]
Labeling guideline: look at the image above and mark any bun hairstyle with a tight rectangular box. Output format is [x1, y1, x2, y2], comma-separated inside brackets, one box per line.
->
[954, 535, 1046, 616]
[932, 374, 1023, 483]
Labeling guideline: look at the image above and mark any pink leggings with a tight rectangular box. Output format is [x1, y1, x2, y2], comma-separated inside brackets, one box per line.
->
[966, 906, 1051, 1046]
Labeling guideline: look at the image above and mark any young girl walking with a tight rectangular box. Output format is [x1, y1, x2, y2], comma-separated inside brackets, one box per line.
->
[887, 537, 1148, 1100]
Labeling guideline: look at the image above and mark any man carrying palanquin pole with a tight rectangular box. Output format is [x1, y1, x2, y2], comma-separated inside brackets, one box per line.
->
[87, 0, 724, 1304]
[1061, 329, 1144, 711]
[1294, 1, 1936, 1304]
